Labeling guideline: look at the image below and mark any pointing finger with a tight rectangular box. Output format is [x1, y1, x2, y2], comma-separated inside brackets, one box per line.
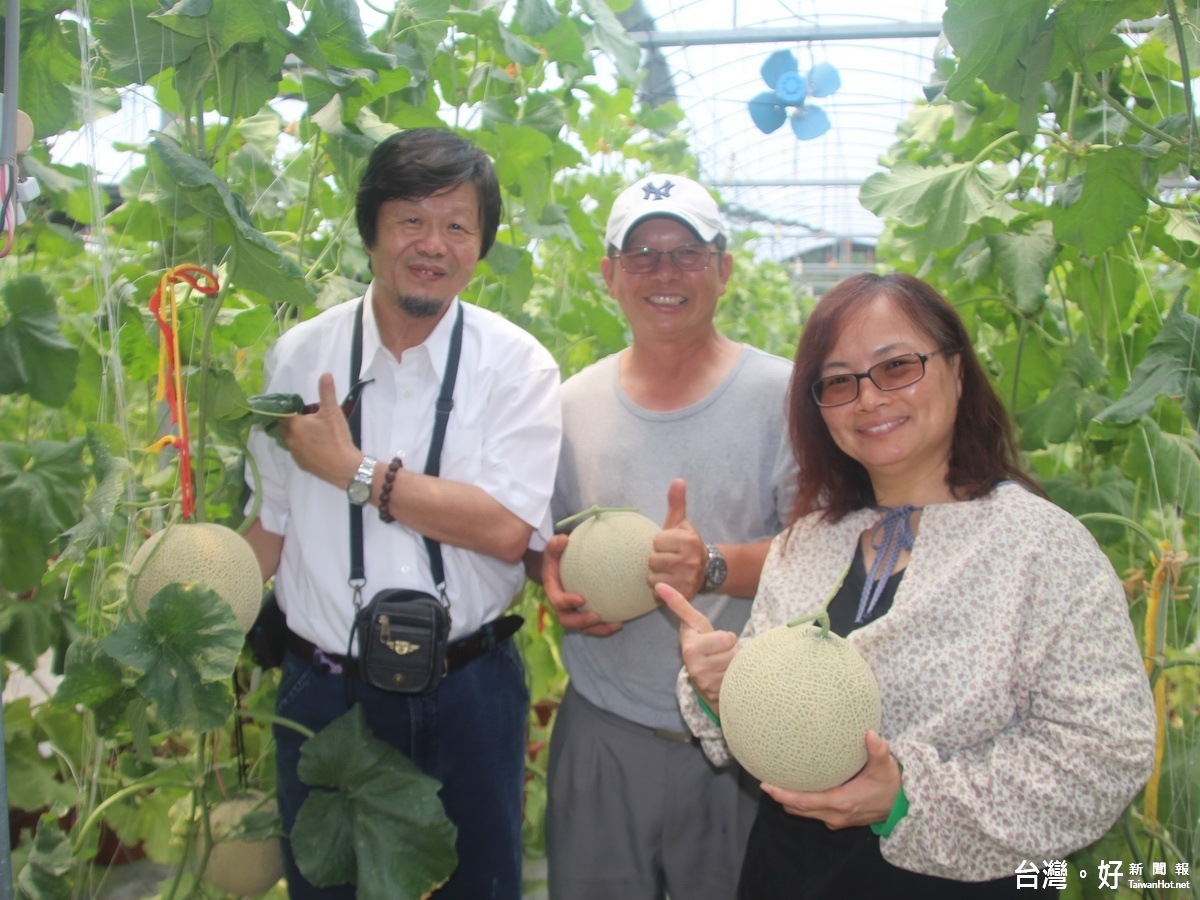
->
[656, 581, 714, 633]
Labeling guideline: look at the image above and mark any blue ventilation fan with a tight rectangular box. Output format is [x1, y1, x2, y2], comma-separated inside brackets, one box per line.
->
[748, 50, 841, 140]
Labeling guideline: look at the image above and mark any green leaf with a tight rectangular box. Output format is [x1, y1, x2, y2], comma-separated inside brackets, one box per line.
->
[149, 134, 314, 306]
[986, 224, 1057, 314]
[501, 24, 542, 67]
[943, 0, 1050, 101]
[482, 241, 528, 276]
[515, 0, 559, 36]
[15, 815, 72, 900]
[211, 42, 287, 117]
[1050, 147, 1148, 257]
[292, 706, 457, 899]
[0, 593, 60, 674]
[2, 699, 77, 813]
[9, 10, 82, 138]
[0, 274, 80, 406]
[1069, 105, 1129, 145]
[0, 440, 86, 593]
[52, 636, 135, 735]
[62, 426, 132, 561]
[1041, 468, 1135, 545]
[91, 0, 207, 82]
[101, 583, 242, 731]
[1163, 208, 1200, 246]
[1093, 303, 1200, 429]
[294, 0, 396, 71]
[1018, 341, 1110, 449]
[151, 0, 296, 58]
[343, 67, 414, 124]
[1120, 417, 1200, 519]
[578, 0, 639, 84]
[859, 161, 1014, 249]
[1051, 0, 1159, 72]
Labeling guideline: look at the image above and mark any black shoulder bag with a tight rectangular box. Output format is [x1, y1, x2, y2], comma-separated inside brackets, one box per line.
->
[349, 300, 464, 694]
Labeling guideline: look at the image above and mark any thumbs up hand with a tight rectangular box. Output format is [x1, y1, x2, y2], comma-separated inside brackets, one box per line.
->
[648, 478, 707, 600]
[283, 372, 361, 489]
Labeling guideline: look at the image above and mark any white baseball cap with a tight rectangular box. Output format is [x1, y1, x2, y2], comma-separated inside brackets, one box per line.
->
[605, 174, 725, 250]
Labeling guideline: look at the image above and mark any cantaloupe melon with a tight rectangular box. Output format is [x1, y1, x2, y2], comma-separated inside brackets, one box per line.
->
[129, 523, 263, 632]
[201, 793, 285, 897]
[559, 510, 661, 623]
[719, 617, 881, 791]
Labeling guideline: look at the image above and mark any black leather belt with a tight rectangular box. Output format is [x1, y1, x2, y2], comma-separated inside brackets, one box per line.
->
[286, 614, 523, 680]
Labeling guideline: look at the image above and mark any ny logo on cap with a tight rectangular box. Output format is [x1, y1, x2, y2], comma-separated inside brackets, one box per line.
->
[641, 180, 675, 201]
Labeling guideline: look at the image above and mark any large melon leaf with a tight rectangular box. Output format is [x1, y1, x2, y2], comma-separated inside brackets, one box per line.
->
[101, 583, 243, 732]
[292, 705, 458, 900]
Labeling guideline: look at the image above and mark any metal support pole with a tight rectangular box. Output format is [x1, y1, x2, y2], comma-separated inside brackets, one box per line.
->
[2, 0, 21, 884]
[1, 0, 19, 168]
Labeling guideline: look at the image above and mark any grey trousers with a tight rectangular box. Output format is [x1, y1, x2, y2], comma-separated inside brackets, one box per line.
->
[546, 684, 759, 900]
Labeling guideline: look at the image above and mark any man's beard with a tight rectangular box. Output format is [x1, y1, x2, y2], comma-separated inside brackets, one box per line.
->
[396, 294, 445, 319]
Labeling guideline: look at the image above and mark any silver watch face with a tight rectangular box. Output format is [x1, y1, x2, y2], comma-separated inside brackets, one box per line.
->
[347, 479, 371, 505]
[706, 546, 728, 588]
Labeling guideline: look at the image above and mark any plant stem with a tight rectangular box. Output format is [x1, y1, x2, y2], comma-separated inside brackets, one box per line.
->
[970, 131, 1023, 167]
[233, 707, 316, 739]
[1166, 0, 1197, 150]
[554, 505, 641, 530]
[1077, 65, 1189, 149]
[72, 780, 199, 856]
[1075, 513, 1160, 554]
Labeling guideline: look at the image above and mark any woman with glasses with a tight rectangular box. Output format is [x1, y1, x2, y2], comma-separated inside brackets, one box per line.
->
[659, 272, 1156, 898]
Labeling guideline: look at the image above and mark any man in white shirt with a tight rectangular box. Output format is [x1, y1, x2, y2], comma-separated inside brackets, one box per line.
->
[243, 128, 562, 899]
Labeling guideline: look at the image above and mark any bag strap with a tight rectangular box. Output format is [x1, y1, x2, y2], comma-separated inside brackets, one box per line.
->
[423, 303, 463, 595]
[348, 300, 464, 604]
[348, 299, 366, 588]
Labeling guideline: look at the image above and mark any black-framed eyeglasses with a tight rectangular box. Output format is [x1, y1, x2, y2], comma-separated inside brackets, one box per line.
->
[611, 243, 717, 274]
[811, 350, 953, 408]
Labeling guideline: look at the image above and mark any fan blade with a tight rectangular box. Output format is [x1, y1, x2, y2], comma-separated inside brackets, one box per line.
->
[808, 62, 841, 98]
[760, 50, 799, 90]
[748, 92, 788, 134]
[790, 105, 831, 140]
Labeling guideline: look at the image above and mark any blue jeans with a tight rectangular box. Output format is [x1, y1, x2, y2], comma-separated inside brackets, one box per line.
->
[273, 637, 529, 899]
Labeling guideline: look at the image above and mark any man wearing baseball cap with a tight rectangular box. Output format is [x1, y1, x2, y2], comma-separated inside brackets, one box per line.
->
[530, 174, 796, 898]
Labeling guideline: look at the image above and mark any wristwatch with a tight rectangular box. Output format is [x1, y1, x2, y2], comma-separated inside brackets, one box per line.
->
[703, 543, 728, 592]
[346, 456, 377, 505]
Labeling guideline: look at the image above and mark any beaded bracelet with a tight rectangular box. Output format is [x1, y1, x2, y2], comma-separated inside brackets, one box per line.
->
[378, 456, 403, 523]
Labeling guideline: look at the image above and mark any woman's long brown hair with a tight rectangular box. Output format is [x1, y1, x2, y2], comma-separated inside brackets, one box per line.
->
[787, 273, 1042, 524]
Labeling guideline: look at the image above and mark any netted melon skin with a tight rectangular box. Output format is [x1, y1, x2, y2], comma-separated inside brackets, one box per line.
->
[560, 512, 661, 623]
[720, 622, 881, 791]
[202, 794, 285, 896]
[129, 523, 263, 632]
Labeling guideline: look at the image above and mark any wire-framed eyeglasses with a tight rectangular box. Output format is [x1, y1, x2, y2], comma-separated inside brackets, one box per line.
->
[811, 350, 953, 408]
[611, 243, 717, 274]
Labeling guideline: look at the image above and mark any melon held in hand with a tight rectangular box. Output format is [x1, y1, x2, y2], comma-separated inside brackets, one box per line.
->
[129, 522, 263, 631]
[559, 507, 661, 623]
[719, 612, 881, 791]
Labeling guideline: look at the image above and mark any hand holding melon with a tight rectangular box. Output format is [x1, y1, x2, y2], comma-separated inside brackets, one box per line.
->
[719, 610, 882, 792]
[660, 584, 883, 794]
[557, 506, 662, 623]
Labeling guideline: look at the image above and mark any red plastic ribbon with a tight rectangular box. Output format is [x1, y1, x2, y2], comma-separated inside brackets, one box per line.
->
[147, 265, 219, 520]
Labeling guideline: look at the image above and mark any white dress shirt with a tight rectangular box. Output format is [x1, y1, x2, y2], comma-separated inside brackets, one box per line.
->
[246, 287, 562, 647]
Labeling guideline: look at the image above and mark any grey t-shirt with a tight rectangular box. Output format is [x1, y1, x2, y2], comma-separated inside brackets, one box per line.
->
[553, 345, 795, 730]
